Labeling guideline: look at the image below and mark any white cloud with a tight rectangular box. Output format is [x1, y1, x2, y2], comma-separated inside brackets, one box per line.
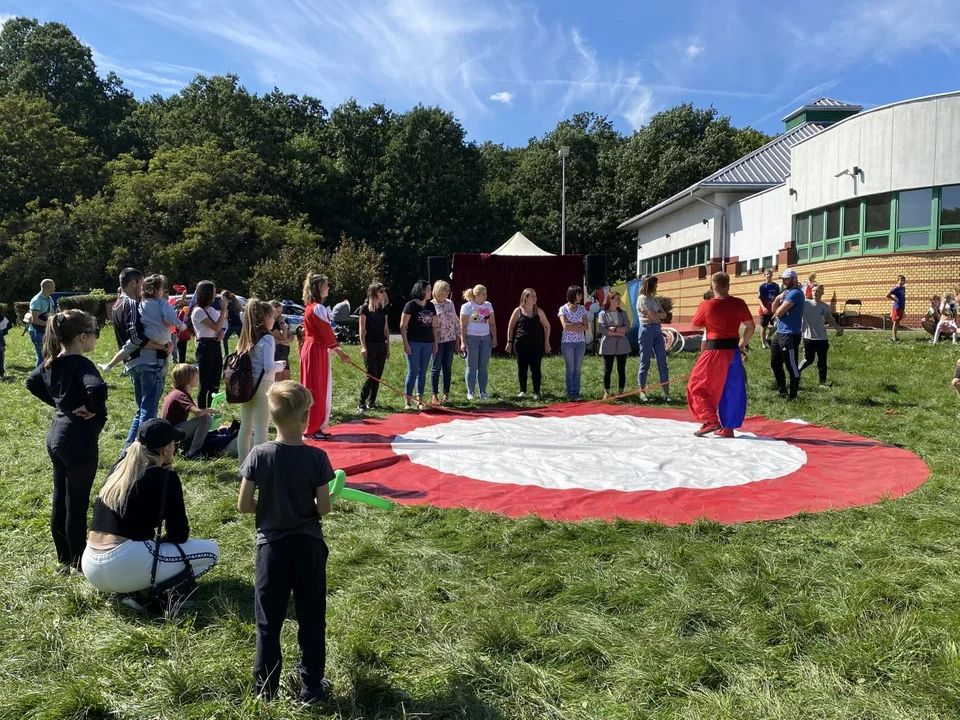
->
[490, 91, 513, 103]
[91, 48, 198, 94]
[685, 44, 703, 59]
[0, 14, 13, 27]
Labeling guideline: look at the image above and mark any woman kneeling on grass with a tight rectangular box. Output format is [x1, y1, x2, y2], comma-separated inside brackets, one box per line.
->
[81, 418, 219, 610]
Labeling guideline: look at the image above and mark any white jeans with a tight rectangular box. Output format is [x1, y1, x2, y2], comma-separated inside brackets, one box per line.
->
[81, 539, 219, 594]
[239, 378, 273, 462]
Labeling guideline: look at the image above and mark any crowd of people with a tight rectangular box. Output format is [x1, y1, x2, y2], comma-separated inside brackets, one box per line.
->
[15, 262, 931, 705]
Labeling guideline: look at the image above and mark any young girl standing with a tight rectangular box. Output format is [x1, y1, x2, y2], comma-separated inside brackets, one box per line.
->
[504, 288, 551, 399]
[300, 273, 350, 440]
[358, 283, 390, 412]
[26, 310, 107, 573]
[460, 285, 496, 400]
[237, 299, 287, 461]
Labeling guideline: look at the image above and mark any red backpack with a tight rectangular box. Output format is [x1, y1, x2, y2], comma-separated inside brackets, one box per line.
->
[223, 348, 264, 403]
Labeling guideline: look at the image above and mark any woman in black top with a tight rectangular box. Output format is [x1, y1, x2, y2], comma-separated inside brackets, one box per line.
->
[81, 418, 219, 595]
[270, 300, 292, 382]
[504, 288, 552, 400]
[26, 310, 107, 573]
[358, 282, 390, 412]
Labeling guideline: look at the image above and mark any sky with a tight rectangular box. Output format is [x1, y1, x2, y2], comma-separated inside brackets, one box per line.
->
[3, 0, 959, 147]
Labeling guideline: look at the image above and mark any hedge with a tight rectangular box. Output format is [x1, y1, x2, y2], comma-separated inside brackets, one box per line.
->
[56, 294, 119, 327]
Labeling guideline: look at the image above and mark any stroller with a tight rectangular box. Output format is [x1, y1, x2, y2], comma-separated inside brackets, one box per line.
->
[332, 299, 360, 344]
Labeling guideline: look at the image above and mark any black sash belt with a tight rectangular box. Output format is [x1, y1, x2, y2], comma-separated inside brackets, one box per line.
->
[705, 338, 739, 350]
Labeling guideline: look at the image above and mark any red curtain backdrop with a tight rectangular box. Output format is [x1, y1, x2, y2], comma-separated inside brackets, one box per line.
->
[452, 252, 584, 352]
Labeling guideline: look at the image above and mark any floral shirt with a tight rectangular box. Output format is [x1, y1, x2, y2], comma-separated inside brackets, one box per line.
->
[433, 299, 459, 343]
[558, 304, 586, 344]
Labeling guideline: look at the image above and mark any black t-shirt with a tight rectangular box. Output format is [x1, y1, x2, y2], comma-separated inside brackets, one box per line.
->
[239, 441, 334, 545]
[272, 319, 291, 362]
[90, 466, 189, 543]
[403, 300, 436, 344]
[360, 305, 388, 344]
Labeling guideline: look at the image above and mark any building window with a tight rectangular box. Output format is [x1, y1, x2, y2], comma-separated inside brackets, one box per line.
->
[898, 231, 930, 248]
[810, 212, 824, 243]
[737, 261, 747, 276]
[762, 256, 773, 271]
[865, 235, 889, 252]
[864, 194, 891, 233]
[748, 258, 759, 273]
[942, 230, 960, 246]
[826, 205, 841, 240]
[843, 199, 860, 236]
[797, 247, 808, 261]
[896, 188, 933, 250]
[941, 185, 960, 248]
[795, 215, 809, 245]
[695, 243, 707, 264]
[810, 244, 823, 260]
[643, 242, 709, 277]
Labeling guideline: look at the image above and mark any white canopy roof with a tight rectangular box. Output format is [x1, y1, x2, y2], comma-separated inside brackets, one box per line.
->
[491, 232, 554, 256]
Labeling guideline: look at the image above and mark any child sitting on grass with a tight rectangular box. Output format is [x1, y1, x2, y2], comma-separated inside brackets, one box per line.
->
[160, 364, 215, 460]
[100, 274, 185, 371]
[932, 292, 958, 344]
[237, 380, 334, 705]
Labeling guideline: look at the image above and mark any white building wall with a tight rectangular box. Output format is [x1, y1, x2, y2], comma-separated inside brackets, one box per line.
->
[791, 92, 960, 214]
[728, 184, 790, 266]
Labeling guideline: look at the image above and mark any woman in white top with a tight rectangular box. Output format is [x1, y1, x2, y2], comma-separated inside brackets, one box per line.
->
[191, 281, 229, 409]
[558, 285, 588, 400]
[460, 285, 497, 400]
[635, 275, 670, 402]
[236, 299, 286, 461]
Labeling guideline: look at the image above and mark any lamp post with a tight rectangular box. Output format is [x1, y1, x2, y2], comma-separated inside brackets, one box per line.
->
[558, 146, 570, 255]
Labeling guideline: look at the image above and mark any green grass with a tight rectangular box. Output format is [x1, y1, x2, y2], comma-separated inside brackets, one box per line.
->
[2, 329, 960, 719]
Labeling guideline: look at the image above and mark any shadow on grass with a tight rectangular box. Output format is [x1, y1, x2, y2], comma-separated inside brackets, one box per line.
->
[333, 670, 502, 720]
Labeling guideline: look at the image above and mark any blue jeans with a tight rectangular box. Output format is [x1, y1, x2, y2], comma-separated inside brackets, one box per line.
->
[560, 341, 585, 398]
[124, 363, 165, 450]
[638, 324, 670, 390]
[404, 341, 433, 397]
[464, 334, 491, 394]
[431, 340, 455, 395]
[28, 325, 45, 366]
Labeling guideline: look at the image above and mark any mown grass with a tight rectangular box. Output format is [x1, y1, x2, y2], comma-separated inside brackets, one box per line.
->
[2, 328, 960, 719]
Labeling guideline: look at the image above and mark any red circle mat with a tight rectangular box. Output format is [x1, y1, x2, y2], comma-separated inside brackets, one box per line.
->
[313, 405, 930, 525]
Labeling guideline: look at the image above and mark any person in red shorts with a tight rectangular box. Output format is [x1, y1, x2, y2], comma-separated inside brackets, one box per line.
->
[886, 275, 906, 342]
[687, 272, 756, 438]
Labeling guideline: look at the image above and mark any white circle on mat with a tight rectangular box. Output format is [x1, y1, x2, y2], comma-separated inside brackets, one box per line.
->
[392, 414, 807, 492]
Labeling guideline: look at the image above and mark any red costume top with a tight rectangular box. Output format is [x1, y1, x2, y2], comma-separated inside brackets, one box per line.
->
[300, 303, 340, 434]
[692, 297, 753, 339]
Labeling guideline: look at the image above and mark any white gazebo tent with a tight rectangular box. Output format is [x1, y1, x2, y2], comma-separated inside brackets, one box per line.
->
[491, 232, 554, 256]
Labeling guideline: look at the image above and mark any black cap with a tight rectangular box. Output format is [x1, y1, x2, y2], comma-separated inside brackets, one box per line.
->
[136, 418, 185, 451]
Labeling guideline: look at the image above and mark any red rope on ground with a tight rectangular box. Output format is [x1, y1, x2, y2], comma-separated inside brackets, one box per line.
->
[579, 372, 693, 406]
[340, 356, 462, 413]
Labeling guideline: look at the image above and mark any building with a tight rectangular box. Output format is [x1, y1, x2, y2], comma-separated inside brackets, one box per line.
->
[617, 92, 960, 326]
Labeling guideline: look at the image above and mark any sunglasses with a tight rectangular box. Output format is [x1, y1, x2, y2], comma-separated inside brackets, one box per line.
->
[84, 325, 101, 338]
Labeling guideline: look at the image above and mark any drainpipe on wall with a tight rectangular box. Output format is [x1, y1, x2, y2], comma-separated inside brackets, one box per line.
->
[636, 231, 641, 277]
[692, 191, 728, 266]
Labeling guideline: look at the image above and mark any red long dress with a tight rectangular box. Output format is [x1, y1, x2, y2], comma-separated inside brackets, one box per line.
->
[300, 303, 339, 433]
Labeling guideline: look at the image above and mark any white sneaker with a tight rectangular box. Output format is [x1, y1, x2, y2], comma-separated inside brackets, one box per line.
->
[533, 393, 542, 401]
[664, 394, 672, 403]
[467, 393, 475, 401]
[518, 392, 527, 398]
[479, 392, 488, 400]
[639, 392, 648, 402]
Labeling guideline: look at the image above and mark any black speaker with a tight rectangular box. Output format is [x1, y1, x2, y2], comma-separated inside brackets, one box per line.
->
[427, 256, 450, 285]
[585, 254, 607, 289]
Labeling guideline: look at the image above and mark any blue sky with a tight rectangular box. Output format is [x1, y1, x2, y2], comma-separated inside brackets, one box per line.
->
[3, 0, 959, 146]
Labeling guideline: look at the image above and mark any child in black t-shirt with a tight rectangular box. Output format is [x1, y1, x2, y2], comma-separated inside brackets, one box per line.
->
[237, 380, 334, 705]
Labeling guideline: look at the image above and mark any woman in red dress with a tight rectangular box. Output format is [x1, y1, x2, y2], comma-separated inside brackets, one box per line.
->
[300, 273, 349, 440]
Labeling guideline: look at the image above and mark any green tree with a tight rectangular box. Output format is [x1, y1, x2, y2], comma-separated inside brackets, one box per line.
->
[325, 238, 387, 308]
[0, 201, 79, 301]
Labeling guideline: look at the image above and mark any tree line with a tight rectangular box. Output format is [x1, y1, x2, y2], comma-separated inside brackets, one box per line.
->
[0, 17, 770, 306]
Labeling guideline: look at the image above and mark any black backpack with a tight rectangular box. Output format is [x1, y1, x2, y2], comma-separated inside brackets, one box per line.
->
[223, 348, 264, 403]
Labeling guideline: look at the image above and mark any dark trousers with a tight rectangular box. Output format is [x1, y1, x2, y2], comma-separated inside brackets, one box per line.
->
[176, 340, 189, 364]
[799, 339, 829, 384]
[770, 332, 802, 398]
[47, 443, 98, 567]
[431, 340, 455, 395]
[0, 337, 5, 376]
[360, 342, 388, 405]
[603, 354, 628, 392]
[254, 534, 328, 698]
[196, 339, 222, 409]
[515, 341, 542, 394]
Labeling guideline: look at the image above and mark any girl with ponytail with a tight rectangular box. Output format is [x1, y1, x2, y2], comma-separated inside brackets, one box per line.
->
[237, 299, 286, 460]
[26, 310, 108, 573]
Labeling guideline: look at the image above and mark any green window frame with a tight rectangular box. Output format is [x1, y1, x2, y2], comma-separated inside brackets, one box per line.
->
[794, 214, 810, 246]
[643, 241, 710, 276]
[749, 258, 760, 274]
[736, 260, 747, 276]
[762, 255, 773, 271]
[895, 188, 935, 251]
[841, 199, 862, 257]
[824, 204, 842, 258]
[939, 185, 960, 248]
[863, 193, 893, 255]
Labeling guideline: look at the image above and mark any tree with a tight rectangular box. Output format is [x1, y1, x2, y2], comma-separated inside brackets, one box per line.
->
[0, 93, 99, 214]
[325, 238, 387, 308]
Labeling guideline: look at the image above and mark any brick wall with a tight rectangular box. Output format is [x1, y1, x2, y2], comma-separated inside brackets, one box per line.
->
[655, 250, 960, 327]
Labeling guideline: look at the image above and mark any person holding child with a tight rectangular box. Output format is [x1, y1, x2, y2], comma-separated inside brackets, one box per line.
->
[237, 299, 287, 461]
[161, 364, 216, 459]
[26, 309, 107, 573]
[237, 380, 334, 705]
[300, 273, 350, 440]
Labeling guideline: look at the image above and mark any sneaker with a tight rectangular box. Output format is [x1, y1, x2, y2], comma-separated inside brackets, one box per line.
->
[518, 392, 527, 399]
[694, 423, 721, 437]
[479, 392, 488, 400]
[466, 392, 475, 401]
[533, 393, 542, 401]
[663, 394, 672, 403]
[368, 401, 379, 410]
[431, 395, 441, 406]
[300, 679, 333, 706]
[638, 392, 648, 402]
[357, 402, 367, 413]
[120, 595, 146, 613]
[714, 428, 735, 438]
[305, 430, 331, 441]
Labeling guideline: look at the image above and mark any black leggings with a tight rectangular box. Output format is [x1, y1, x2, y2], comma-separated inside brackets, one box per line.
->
[360, 342, 388, 405]
[176, 340, 189, 364]
[47, 443, 98, 567]
[603, 354, 628, 392]
[196, 338, 223, 409]
[799, 339, 829, 384]
[515, 342, 542, 394]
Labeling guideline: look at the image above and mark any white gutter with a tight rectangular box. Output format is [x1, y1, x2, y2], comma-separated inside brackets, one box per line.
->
[692, 192, 728, 264]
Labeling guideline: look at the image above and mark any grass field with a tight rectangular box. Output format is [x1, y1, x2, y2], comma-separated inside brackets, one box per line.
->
[3, 327, 960, 719]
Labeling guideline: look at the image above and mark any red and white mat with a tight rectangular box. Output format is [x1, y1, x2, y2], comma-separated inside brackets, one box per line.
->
[313, 405, 929, 525]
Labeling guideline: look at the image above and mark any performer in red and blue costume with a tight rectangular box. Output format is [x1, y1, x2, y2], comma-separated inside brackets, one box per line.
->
[687, 271, 756, 438]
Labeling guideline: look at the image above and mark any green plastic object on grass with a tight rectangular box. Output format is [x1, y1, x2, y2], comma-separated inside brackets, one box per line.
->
[209, 391, 227, 422]
[329, 469, 394, 510]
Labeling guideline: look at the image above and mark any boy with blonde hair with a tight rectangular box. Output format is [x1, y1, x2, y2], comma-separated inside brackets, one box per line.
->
[160, 363, 214, 459]
[237, 380, 333, 705]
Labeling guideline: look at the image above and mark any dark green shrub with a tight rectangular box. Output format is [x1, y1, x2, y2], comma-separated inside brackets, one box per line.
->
[57, 293, 118, 326]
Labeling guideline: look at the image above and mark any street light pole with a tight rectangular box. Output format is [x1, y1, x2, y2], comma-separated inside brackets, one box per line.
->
[559, 146, 570, 255]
